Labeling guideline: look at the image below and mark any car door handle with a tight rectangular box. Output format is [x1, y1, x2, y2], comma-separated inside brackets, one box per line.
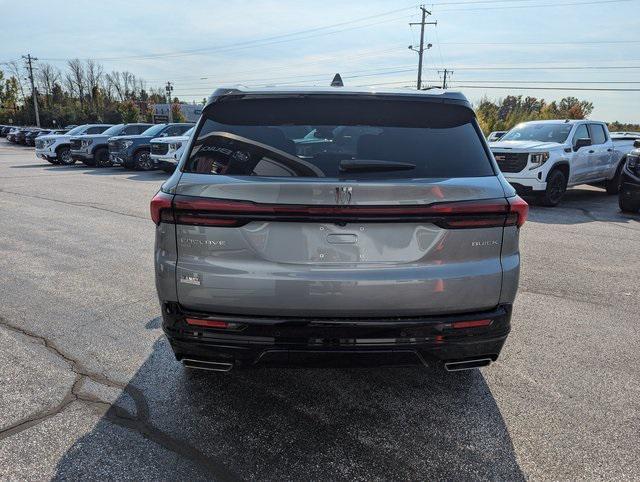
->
[607, 148, 613, 152]
[588, 150, 595, 153]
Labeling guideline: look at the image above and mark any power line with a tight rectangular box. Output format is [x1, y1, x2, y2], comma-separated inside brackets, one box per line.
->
[170, 63, 640, 90]
[438, 39, 640, 45]
[439, 64, 640, 71]
[449, 79, 640, 84]
[454, 85, 640, 91]
[39, 7, 418, 62]
[32, 0, 631, 63]
[436, 0, 633, 12]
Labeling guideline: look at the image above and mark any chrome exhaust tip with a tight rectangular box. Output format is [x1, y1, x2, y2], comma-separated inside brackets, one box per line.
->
[444, 358, 492, 372]
[182, 358, 234, 372]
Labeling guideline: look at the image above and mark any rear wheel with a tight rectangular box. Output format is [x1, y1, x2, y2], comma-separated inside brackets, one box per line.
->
[134, 150, 153, 171]
[539, 169, 567, 206]
[94, 147, 110, 167]
[605, 160, 624, 195]
[56, 146, 74, 165]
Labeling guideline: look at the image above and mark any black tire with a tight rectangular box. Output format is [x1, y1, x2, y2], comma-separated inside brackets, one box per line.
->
[93, 147, 110, 167]
[539, 169, 567, 206]
[619, 192, 640, 213]
[82, 156, 96, 167]
[56, 146, 74, 165]
[133, 150, 153, 171]
[605, 160, 624, 195]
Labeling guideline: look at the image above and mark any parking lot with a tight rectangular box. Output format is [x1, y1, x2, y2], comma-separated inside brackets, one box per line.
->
[0, 139, 638, 480]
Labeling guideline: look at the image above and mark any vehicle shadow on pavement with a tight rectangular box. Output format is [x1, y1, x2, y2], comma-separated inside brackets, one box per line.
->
[525, 188, 640, 225]
[52, 335, 525, 480]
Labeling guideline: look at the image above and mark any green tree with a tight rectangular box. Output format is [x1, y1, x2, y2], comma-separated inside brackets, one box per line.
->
[171, 103, 186, 122]
[117, 100, 140, 122]
[474, 95, 594, 135]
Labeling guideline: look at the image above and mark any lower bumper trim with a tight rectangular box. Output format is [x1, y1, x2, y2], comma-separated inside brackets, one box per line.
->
[162, 303, 512, 369]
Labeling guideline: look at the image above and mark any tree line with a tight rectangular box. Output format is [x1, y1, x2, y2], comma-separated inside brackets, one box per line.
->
[476, 95, 640, 134]
[0, 59, 187, 127]
[2, 60, 639, 133]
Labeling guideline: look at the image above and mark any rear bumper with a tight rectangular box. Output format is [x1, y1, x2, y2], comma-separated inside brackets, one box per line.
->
[161, 302, 512, 369]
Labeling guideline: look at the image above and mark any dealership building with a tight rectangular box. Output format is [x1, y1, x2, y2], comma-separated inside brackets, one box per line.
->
[152, 103, 202, 123]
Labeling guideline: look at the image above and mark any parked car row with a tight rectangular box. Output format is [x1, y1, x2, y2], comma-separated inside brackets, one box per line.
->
[1, 126, 72, 145]
[5, 122, 196, 171]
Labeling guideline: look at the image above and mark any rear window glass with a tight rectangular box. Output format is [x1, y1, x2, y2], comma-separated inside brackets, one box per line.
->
[184, 96, 493, 179]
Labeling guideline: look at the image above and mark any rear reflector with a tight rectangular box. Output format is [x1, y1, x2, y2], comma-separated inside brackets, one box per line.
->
[451, 319, 492, 329]
[150, 194, 530, 229]
[185, 317, 230, 329]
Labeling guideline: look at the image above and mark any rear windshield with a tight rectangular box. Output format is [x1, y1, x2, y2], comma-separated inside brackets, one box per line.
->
[184, 96, 493, 179]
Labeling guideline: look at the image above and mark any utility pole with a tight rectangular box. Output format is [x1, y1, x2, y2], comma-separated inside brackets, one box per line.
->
[165, 81, 174, 123]
[409, 6, 436, 90]
[439, 69, 453, 89]
[22, 54, 40, 127]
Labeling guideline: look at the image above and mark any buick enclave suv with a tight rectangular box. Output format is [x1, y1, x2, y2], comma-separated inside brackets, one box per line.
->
[151, 86, 528, 373]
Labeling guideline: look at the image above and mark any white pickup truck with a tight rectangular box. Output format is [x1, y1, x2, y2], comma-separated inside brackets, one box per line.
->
[489, 120, 637, 205]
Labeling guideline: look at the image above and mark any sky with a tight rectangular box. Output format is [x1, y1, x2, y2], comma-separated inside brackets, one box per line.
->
[1, 0, 639, 122]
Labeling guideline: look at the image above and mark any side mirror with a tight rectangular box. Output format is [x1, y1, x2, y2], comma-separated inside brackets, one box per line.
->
[634, 139, 640, 148]
[574, 138, 591, 151]
[160, 132, 169, 137]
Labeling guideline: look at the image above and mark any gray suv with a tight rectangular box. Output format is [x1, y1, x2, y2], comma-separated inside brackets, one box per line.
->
[151, 86, 528, 372]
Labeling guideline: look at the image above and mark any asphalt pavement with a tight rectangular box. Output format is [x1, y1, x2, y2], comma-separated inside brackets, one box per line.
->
[0, 140, 638, 481]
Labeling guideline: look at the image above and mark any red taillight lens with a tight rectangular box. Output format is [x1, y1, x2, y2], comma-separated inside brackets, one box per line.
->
[185, 317, 244, 330]
[185, 317, 229, 329]
[506, 195, 528, 228]
[150, 191, 174, 225]
[451, 319, 492, 329]
[168, 195, 518, 229]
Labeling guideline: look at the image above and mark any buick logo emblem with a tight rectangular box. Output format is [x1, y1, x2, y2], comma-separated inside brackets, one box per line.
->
[335, 186, 353, 205]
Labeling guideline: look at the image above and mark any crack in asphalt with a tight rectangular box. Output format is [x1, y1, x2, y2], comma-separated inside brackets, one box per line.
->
[0, 375, 82, 441]
[0, 316, 241, 481]
[0, 189, 147, 220]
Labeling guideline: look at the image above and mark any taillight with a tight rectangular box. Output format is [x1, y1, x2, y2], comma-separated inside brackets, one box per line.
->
[159, 195, 528, 229]
[150, 191, 174, 225]
[506, 195, 528, 228]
